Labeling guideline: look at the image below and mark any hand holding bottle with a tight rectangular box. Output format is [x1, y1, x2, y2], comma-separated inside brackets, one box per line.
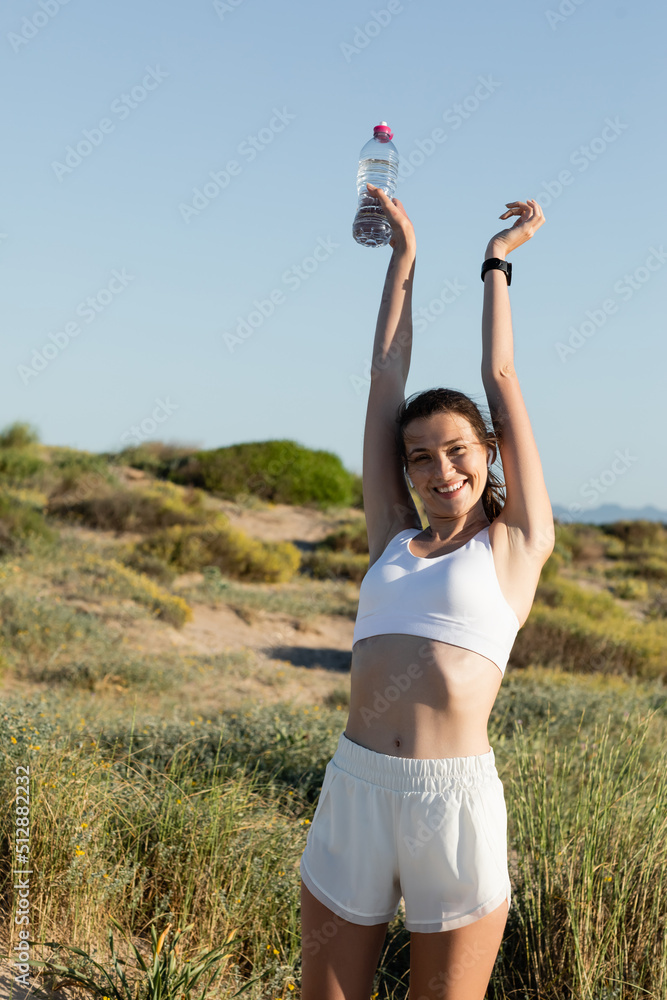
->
[366, 184, 416, 256]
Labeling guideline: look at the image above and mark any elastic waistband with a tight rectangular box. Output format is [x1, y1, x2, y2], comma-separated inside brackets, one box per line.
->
[332, 732, 498, 793]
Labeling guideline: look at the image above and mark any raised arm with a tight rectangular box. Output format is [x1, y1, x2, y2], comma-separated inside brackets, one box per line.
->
[481, 199, 555, 562]
[361, 185, 422, 565]
[365, 183, 417, 381]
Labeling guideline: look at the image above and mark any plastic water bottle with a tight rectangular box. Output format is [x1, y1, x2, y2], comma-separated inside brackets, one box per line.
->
[352, 121, 399, 248]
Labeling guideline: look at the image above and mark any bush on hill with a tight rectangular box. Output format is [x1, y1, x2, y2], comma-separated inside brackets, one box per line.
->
[0, 421, 40, 449]
[103, 441, 199, 477]
[600, 519, 667, 550]
[130, 516, 301, 584]
[47, 481, 210, 533]
[0, 448, 46, 482]
[167, 440, 359, 508]
[0, 492, 58, 558]
[317, 519, 369, 554]
[0, 421, 45, 484]
[300, 549, 369, 583]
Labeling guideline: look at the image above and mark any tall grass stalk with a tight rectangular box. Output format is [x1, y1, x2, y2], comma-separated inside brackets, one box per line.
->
[501, 712, 667, 999]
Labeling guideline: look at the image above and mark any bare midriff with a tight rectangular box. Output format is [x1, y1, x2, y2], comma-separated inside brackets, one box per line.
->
[343, 633, 503, 759]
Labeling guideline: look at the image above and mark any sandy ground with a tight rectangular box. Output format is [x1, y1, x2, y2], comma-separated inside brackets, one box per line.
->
[3, 489, 364, 723]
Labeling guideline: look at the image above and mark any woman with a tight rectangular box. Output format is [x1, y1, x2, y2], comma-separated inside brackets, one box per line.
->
[300, 185, 554, 1000]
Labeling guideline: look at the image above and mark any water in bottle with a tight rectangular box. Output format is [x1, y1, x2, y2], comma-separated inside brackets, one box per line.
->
[352, 122, 399, 248]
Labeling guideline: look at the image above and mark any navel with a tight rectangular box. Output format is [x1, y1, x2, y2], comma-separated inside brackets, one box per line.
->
[394, 737, 401, 748]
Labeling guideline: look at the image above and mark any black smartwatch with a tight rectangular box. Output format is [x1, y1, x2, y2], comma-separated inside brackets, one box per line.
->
[481, 258, 512, 285]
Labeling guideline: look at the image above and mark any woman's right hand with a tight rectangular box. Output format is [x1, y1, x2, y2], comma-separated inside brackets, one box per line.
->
[366, 183, 416, 255]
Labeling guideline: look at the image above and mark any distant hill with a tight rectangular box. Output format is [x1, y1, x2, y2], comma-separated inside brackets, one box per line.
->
[552, 503, 667, 525]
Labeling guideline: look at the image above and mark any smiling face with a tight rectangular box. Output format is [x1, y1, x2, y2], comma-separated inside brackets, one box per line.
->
[403, 410, 491, 526]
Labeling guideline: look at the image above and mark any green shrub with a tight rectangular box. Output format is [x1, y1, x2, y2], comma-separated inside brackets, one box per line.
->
[600, 534, 626, 559]
[317, 519, 369, 554]
[0, 447, 46, 482]
[518, 577, 667, 680]
[168, 440, 357, 508]
[0, 421, 40, 449]
[553, 522, 607, 563]
[300, 548, 368, 583]
[600, 519, 667, 550]
[297, 518, 370, 581]
[0, 492, 58, 558]
[610, 578, 650, 601]
[116, 548, 178, 585]
[603, 560, 635, 581]
[48, 447, 110, 476]
[105, 441, 199, 477]
[0, 583, 115, 679]
[632, 557, 667, 582]
[79, 552, 193, 627]
[534, 577, 626, 620]
[46, 447, 117, 491]
[605, 557, 667, 584]
[539, 549, 566, 582]
[647, 589, 667, 620]
[513, 603, 667, 679]
[47, 482, 211, 533]
[133, 518, 301, 583]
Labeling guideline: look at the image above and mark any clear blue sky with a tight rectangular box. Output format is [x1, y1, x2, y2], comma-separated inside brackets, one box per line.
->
[2, 0, 666, 514]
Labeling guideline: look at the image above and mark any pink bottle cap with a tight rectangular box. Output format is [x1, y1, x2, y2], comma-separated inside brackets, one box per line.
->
[373, 121, 393, 140]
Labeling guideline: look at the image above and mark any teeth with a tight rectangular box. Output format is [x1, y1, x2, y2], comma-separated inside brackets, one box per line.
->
[436, 481, 465, 494]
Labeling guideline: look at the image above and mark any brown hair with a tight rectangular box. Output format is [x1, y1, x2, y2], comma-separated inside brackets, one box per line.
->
[395, 388, 506, 523]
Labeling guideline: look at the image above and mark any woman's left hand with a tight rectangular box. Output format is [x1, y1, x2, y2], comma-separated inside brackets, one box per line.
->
[486, 198, 545, 257]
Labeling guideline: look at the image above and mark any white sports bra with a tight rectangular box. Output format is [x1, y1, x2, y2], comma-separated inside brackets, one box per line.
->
[352, 525, 521, 676]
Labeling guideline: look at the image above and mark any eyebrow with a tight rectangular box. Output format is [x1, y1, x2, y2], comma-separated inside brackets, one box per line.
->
[407, 439, 466, 457]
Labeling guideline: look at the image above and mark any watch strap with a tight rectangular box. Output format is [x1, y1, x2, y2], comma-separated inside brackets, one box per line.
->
[481, 258, 512, 285]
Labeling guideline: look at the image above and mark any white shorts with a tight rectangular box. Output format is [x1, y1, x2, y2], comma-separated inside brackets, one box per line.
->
[300, 732, 511, 933]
